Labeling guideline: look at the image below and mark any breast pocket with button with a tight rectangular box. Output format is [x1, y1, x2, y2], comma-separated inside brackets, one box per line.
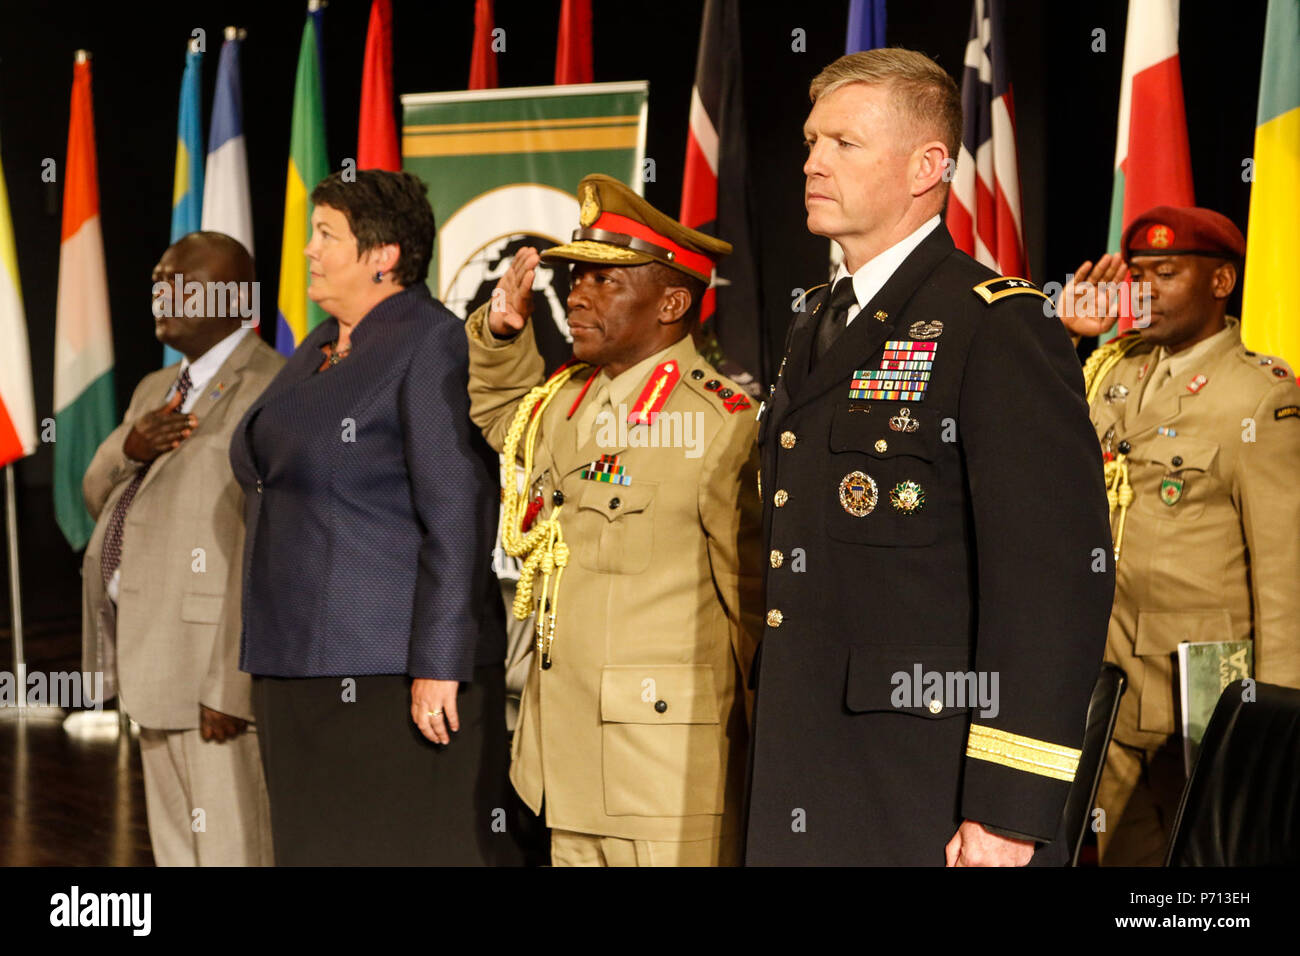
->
[1133, 436, 1220, 521]
[826, 403, 942, 546]
[572, 480, 656, 574]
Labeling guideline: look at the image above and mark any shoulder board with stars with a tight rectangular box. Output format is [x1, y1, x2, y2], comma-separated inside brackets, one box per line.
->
[627, 359, 682, 425]
[972, 276, 1049, 304]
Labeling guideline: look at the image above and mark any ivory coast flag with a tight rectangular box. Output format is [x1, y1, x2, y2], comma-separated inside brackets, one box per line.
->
[54, 52, 115, 550]
[275, 9, 328, 356]
[0, 132, 37, 469]
[1241, 0, 1300, 371]
[1103, 0, 1195, 341]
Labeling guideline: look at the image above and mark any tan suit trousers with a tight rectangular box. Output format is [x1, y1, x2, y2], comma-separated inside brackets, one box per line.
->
[138, 727, 273, 866]
[1095, 738, 1186, 866]
[550, 827, 738, 867]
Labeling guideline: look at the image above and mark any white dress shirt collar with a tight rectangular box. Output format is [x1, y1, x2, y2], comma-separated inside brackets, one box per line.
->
[171, 326, 251, 412]
[832, 215, 942, 327]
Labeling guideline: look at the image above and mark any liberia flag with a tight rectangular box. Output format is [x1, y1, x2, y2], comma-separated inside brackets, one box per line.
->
[680, 0, 763, 381]
[947, 0, 1029, 280]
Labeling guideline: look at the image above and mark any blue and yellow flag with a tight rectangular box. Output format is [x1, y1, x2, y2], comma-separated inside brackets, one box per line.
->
[275, 6, 329, 355]
[1242, 0, 1300, 372]
[165, 39, 204, 365]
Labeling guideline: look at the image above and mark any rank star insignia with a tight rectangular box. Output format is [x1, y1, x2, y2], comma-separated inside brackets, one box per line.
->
[838, 471, 879, 517]
[888, 407, 919, 432]
[909, 319, 944, 340]
[1160, 474, 1184, 506]
[889, 480, 925, 514]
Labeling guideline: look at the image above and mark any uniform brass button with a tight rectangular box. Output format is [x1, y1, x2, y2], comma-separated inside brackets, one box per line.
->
[1171, 455, 1183, 467]
[608, 497, 620, 509]
[552, 490, 565, 506]
[874, 439, 888, 453]
[690, 369, 704, 380]
[779, 431, 796, 449]
[1117, 440, 1131, 454]
[654, 699, 667, 714]
[770, 549, 783, 568]
[766, 609, 784, 628]
[928, 698, 943, 714]
[256, 479, 263, 494]
[773, 489, 789, 507]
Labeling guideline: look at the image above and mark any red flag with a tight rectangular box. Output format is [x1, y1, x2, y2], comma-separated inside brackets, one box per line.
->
[554, 0, 593, 85]
[358, 0, 399, 171]
[469, 0, 498, 90]
[947, 0, 1029, 279]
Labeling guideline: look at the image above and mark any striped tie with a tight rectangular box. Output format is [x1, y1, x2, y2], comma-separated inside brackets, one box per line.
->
[100, 368, 193, 586]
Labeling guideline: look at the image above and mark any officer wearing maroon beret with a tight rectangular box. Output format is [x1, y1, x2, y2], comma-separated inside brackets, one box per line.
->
[1060, 204, 1300, 865]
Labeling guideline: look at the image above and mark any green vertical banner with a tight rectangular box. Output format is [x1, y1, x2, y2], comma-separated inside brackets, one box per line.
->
[402, 81, 647, 370]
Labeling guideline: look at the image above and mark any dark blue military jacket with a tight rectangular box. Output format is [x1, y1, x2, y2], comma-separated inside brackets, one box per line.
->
[744, 225, 1114, 865]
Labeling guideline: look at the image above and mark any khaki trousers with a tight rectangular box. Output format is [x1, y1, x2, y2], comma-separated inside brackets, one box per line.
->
[1095, 737, 1186, 866]
[550, 827, 738, 867]
[138, 726, 273, 867]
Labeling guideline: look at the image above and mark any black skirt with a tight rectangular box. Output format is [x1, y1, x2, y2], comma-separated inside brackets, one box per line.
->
[252, 664, 524, 866]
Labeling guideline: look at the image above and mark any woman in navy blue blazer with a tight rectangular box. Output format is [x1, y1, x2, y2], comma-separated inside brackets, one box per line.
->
[229, 171, 517, 865]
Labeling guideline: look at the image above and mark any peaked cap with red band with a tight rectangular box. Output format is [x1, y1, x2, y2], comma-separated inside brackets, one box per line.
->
[541, 173, 732, 284]
[1123, 205, 1246, 261]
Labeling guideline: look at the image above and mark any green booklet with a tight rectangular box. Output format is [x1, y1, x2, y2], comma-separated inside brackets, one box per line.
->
[1178, 640, 1253, 775]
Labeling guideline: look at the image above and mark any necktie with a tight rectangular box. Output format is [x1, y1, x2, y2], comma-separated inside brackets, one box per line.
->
[101, 368, 194, 586]
[576, 380, 611, 448]
[813, 276, 859, 366]
[1138, 350, 1171, 413]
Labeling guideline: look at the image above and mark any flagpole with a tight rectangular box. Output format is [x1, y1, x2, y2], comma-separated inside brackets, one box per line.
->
[1, 464, 62, 720]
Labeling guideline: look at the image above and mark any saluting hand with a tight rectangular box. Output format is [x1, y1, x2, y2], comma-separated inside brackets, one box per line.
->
[1057, 253, 1129, 339]
[486, 246, 539, 338]
[122, 391, 196, 463]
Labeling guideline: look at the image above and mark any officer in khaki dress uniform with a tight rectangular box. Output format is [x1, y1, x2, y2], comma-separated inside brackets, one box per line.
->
[1062, 205, 1300, 865]
[465, 174, 763, 866]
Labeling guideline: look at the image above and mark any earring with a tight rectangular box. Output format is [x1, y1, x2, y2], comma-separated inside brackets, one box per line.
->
[372, 270, 384, 284]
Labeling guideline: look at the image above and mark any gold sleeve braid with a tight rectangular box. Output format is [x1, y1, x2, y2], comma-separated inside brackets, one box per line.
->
[499, 362, 590, 669]
[1081, 335, 1144, 563]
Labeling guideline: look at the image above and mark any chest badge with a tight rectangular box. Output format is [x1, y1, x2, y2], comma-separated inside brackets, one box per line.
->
[909, 320, 944, 340]
[838, 471, 879, 517]
[890, 480, 926, 514]
[1105, 384, 1129, 404]
[1160, 474, 1184, 506]
[889, 407, 920, 433]
[581, 454, 631, 486]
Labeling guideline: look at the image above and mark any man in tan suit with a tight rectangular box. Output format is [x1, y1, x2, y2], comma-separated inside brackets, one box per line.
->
[81, 232, 284, 866]
[466, 175, 762, 866]
[1060, 205, 1300, 865]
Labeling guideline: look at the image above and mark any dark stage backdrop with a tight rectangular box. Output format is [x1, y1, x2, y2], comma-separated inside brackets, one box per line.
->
[0, 0, 1268, 627]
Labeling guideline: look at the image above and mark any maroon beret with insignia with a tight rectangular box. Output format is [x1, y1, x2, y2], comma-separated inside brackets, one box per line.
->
[1123, 205, 1246, 261]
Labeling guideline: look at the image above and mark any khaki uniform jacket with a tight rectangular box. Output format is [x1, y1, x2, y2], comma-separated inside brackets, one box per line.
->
[81, 332, 285, 728]
[1090, 320, 1300, 750]
[465, 305, 763, 842]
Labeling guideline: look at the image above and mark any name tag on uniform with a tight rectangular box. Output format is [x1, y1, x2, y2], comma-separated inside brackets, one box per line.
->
[848, 341, 937, 402]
